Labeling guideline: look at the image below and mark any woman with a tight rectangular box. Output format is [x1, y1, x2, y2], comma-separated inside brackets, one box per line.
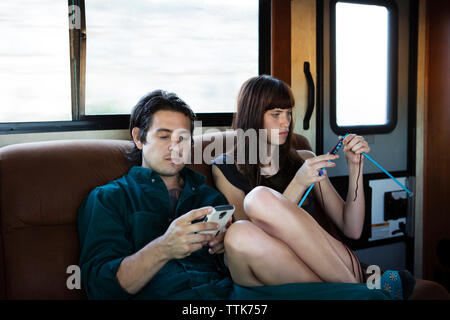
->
[212, 74, 368, 286]
[212, 75, 447, 300]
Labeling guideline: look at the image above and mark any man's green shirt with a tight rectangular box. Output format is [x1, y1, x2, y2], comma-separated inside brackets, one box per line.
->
[78, 166, 232, 300]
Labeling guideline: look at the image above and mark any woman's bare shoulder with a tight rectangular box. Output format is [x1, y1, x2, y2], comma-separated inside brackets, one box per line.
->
[296, 149, 316, 160]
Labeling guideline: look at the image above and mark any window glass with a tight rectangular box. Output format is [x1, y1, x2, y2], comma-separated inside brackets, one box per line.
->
[85, 0, 259, 115]
[335, 2, 389, 126]
[0, 1, 71, 122]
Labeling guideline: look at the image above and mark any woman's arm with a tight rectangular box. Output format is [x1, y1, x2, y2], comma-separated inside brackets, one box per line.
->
[283, 176, 308, 204]
[310, 134, 369, 240]
[340, 134, 370, 239]
[212, 164, 248, 221]
[312, 160, 364, 240]
[283, 150, 337, 204]
[286, 150, 360, 239]
[283, 150, 315, 203]
[341, 161, 365, 239]
[292, 151, 347, 236]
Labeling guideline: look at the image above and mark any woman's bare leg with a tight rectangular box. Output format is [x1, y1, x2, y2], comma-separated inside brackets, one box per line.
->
[244, 186, 362, 283]
[224, 220, 322, 286]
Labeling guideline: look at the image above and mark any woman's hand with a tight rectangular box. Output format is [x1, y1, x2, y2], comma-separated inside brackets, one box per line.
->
[342, 134, 370, 166]
[294, 153, 339, 188]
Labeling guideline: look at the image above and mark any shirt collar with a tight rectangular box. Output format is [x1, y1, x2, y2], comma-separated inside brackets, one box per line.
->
[128, 165, 206, 188]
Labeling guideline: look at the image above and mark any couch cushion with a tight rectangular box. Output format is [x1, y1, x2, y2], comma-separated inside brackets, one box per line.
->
[0, 140, 132, 228]
[0, 139, 131, 299]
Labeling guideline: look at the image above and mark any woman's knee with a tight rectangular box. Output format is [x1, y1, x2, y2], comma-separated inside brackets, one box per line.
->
[243, 186, 304, 233]
[243, 186, 281, 221]
[224, 220, 265, 257]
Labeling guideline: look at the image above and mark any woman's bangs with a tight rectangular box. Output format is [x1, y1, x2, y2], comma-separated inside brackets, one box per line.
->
[264, 83, 294, 112]
[264, 95, 293, 112]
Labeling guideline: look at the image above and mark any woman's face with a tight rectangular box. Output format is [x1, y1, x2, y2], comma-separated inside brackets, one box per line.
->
[263, 108, 292, 145]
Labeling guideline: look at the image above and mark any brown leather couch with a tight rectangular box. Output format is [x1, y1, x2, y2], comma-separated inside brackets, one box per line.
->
[1, 132, 447, 300]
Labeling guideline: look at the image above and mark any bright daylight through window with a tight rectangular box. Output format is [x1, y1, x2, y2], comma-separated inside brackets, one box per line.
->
[335, 2, 389, 126]
[0, 1, 71, 122]
[85, 0, 259, 115]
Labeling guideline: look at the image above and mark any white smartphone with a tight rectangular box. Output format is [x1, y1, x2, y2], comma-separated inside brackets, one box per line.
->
[198, 205, 235, 236]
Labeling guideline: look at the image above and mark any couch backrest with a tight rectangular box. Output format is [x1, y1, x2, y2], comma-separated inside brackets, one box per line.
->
[0, 140, 132, 299]
[0, 132, 318, 299]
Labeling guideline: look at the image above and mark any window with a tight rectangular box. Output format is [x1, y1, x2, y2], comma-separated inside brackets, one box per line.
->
[0, 1, 71, 123]
[85, 0, 259, 115]
[330, 0, 398, 135]
[0, 0, 269, 133]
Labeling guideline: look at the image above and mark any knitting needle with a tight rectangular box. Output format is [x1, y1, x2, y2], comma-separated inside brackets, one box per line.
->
[299, 134, 348, 207]
[361, 152, 413, 196]
[298, 134, 413, 207]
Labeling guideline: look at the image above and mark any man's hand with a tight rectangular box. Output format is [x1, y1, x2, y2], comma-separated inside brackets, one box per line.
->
[159, 206, 220, 260]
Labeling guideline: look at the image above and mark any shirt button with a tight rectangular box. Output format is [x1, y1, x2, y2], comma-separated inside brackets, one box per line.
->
[151, 179, 155, 183]
[192, 187, 195, 191]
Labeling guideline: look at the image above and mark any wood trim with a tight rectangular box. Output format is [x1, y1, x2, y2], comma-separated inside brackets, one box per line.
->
[291, 0, 317, 149]
[423, 0, 450, 281]
[415, 0, 428, 279]
[271, 0, 291, 85]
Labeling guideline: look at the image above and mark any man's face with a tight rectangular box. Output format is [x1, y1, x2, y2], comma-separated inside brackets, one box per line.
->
[134, 110, 192, 177]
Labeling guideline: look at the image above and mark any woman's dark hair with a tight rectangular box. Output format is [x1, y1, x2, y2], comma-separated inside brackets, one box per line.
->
[126, 90, 196, 167]
[232, 75, 303, 188]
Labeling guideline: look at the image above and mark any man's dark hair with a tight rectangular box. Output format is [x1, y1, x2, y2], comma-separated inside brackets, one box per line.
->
[126, 90, 196, 167]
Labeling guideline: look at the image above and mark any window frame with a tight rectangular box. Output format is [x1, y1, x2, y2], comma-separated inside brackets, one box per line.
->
[329, 0, 398, 136]
[0, 0, 270, 134]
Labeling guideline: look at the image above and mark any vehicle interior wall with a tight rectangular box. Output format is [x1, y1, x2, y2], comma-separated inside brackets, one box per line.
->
[421, 0, 450, 286]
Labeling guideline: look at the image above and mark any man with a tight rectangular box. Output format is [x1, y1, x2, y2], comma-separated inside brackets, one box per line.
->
[78, 90, 232, 299]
